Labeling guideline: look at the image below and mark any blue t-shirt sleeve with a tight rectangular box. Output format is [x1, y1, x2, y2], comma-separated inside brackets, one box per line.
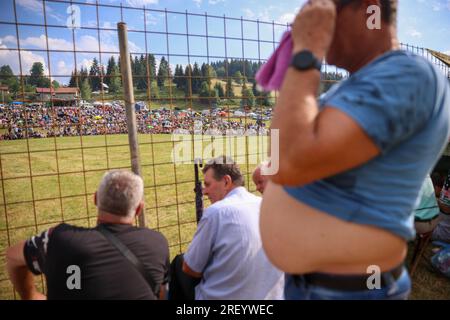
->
[325, 57, 435, 153]
[183, 208, 218, 273]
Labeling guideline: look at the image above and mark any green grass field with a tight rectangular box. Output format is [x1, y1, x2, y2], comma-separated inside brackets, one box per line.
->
[0, 133, 270, 299]
[0, 133, 449, 300]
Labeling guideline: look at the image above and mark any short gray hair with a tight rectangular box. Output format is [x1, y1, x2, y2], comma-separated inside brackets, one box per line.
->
[97, 170, 144, 217]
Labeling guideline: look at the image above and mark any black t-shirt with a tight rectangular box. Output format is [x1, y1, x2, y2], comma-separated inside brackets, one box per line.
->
[23, 223, 170, 300]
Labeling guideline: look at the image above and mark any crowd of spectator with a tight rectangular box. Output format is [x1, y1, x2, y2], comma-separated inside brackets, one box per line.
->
[0, 103, 269, 140]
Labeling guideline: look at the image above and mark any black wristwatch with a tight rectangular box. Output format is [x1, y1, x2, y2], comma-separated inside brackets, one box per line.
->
[290, 50, 322, 72]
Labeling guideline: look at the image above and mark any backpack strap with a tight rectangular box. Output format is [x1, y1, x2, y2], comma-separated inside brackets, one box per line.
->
[97, 224, 160, 298]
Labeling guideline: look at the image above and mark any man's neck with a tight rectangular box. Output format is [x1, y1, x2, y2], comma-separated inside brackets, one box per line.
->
[347, 34, 398, 74]
[97, 211, 135, 225]
[224, 185, 241, 198]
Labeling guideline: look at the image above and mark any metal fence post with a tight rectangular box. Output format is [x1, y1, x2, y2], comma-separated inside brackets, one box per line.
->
[117, 22, 146, 227]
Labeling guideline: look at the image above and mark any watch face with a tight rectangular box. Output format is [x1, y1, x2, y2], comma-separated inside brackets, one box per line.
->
[297, 51, 314, 69]
[292, 50, 318, 70]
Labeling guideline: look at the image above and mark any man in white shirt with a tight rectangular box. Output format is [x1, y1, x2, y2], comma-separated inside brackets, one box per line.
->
[182, 156, 284, 300]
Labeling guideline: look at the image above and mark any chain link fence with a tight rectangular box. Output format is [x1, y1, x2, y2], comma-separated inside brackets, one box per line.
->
[0, 0, 449, 299]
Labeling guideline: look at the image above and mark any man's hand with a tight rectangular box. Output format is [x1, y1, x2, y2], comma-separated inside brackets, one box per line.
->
[6, 240, 47, 300]
[292, 0, 337, 59]
[182, 261, 202, 278]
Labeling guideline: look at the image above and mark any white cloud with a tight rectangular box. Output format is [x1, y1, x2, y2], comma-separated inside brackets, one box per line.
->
[0, 43, 48, 76]
[257, 8, 271, 22]
[193, 0, 202, 8]
[77, 35, 102, 51]
[3, 33, 142, 54]
[408, 29, 423, 38]
[22, 35, 73, 51]
[16, 0, 64, 22]
[277, 13, 295, 25]
[2, 34, 73, 51]
[242, 9, 255, 19]
[79, 57, 94, 71]
[145, 12, 162, 25]
[209, 0, 225, 4]
[56, 60, 72, 76]
[432, 1, 442, 11]
[16, 0, 43, 12]
[126, 0, 159, 7]
[276, 6, 300, 25]
[416, 0, 450, 11]
[0, 35, 17, 46]
[243, 5, 289, 22]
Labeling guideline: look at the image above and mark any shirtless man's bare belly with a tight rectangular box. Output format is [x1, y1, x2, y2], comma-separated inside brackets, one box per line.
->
[260, 182, 407, 275]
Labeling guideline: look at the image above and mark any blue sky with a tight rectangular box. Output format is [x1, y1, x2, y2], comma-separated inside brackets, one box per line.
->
[0, 0, 449, 84]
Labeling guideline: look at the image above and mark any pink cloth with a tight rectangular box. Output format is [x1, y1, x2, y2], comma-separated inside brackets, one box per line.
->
[255, 31, 293, 91]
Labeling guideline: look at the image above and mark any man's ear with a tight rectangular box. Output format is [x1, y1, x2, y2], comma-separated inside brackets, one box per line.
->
[135, 201, 144, 217]
[224, 175, 233, 188]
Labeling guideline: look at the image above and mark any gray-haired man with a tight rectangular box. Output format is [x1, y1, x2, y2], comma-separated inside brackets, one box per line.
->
[6, 170, 170, 300]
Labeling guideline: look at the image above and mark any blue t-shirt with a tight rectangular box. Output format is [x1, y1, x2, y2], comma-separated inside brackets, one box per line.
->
[285, 50, 450, 240]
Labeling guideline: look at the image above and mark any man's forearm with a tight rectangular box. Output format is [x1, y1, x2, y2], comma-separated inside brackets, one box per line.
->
[6, 241, 45, 300]
[273, 67, 321, 132]
[7, 264, 42, 300]
[270, 68, 321, 183]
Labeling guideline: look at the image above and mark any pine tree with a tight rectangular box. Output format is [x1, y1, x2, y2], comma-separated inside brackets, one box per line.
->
[173, 65, 181, 89]
[201, 63, 208, 84]
[157, 56, 171, 89]
[68, 70, 78, 87]
[192, 62, 201, 94]
[252, 81, 272, 106]
[109, 64, 121, 93]
[29, 62, 50, 87]
[215, 66, 226, 77]
[184, 65, 193, 97]
[105, 56, 117, 86]
[89, 58, 101, 91]
[52, 80, 60, 88]
[243, 60, 253, 79]
[0, 65, 20, 94]
[81, 78, 91, 100]
[147, 54, 156, 80]
[225, 78, 234, 99]
[80, 67, 88, 85]
[133, 56, 139, 76]
[241, 82, 255, 108]
[199, 81, 217, 105]
[136, 54, 147, 90]
[214, 82, 224, 98]
[233, 70, 243, 85]
[149, 80, 159, 99]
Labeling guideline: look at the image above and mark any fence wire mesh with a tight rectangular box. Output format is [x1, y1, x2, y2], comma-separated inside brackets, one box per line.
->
[0, 0, 449, 299]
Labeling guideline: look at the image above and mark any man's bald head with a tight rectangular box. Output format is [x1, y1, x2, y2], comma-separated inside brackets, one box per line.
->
[253, 165, 269, 194]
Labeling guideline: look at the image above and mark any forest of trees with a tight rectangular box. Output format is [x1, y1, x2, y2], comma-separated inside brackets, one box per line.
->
[0, 63, 62, 99]
[0, 55, 345, 106]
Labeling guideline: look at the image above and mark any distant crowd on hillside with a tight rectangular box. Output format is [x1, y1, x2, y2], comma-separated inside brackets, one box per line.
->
[0, 103, 270, 140]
